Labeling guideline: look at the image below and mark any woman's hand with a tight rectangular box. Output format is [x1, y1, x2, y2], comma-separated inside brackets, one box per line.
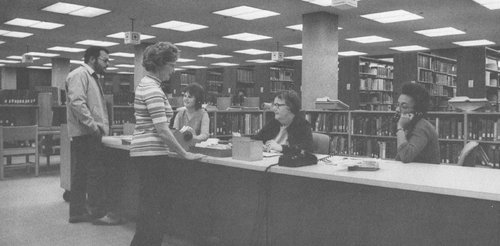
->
[264, 140, 282, 152]
[182, 152, 205, 160]
[397, 113, 414, 129]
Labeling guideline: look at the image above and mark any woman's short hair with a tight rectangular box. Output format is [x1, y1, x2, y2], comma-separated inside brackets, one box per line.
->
[142, 42, 179, 72]
[276, 90, 301, 115]
[183, 83, 205, 110]
[401, 82, 430, 114]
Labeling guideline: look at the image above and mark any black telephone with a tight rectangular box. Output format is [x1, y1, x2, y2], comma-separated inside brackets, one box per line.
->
[278, 149, 318, 167]
[392, 111, 424, 124]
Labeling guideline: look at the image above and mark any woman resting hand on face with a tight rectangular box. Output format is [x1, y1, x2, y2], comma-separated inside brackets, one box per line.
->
[172, 83, 210, 143]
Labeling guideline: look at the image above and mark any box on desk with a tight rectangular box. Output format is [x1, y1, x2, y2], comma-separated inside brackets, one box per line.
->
[232, 137, 263, 161]
[191, 145, 232, 157]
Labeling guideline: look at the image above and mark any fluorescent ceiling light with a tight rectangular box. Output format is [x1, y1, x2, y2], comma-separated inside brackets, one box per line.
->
[70, 60, 84, 64]
[213, 5, 279, 20]
[246, 59, 275, 63]
[453, 39, 495, 46]
[106, 32, 155, 40]
[301, 0, 332, 7]
[43, 63, 52, 66]
[5, 18, 64, 30]
[76, 40, 119, 47]
[177, 58, 196, 62]
[0, 30, 33, 38]
[338, 51, 367, 56]
[115, 64, 134, 68]
[361, 10, 423, 23]
[27, 66, 52, 70]
[48, 46, 85, 52]
[26, 52, 59, 57]
[106, 67, 118, 70]
[174, 68, 186, 71]
[0, 41, 4, 45]
[0, 59, 21, 63]
[415, 27, 465, 37]
[223, 33, 271, 41]
[0, 64, 5, 66]
[42, 2, 110, 17]
[152, 20, 208, 32]
[285, 55, 303, 60]
[109, 52, 134, 58]
[473, 0, 500, 10]
[390, 45, 429, 52]
[284, 43, 302, 49]
[117, 71, 134, 74]
[211, 62, 239, 66]
[181, 65, 207, 69]
[346, 35, 392, 43]
[7, 56, 40, 61]
[198, 54, 232, 59]
[175, 41, 216, 48]
[234, 49, 270, 55]
[286, 24, 342, 31]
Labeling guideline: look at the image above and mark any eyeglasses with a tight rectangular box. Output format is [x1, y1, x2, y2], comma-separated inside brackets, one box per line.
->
[273, 103, 286, 109]
[98, 57, 110, 64]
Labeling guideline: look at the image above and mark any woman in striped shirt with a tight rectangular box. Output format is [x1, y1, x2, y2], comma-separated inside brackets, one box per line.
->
[130, 42, 204, 246]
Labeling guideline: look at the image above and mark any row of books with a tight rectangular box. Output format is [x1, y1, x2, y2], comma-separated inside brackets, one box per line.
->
[351, 114, 397, 136]
[207, 81, 224, 94]
[180, 73, 196, 85]
[359, 92, 393, 104]
[0, 90, 38, 105]
[207, 71, 223, 82]
[467, 117, 500, 141]
[350, 138, 397, 159]
[422, 83, 456, 97]
[0, 118, 15, 126]
[329, 135, 348, 155]
[418, 55, 456, 74]
[436, 117, 464, 140]
[359, 62, 394, 78]
[439, 142, 463, 164]
[270, 81, 292, 93]
[113, 110, 135, 125]
[418, 70, 456, 87]
[359, 104, 393, 111]
[3, 140, 36, 149]
[477, 144, 500, 169]
[269, 67, 293, 82]
[359, 77, 393, 91]
[237, 69, 254, 83]
[113, 92, 134, 105]
[485, 71, 499, 87]
[305, 112, 349, 133]
[213, 113, 263, 136]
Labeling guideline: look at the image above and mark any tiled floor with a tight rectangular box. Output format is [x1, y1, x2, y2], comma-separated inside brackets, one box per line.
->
[0, 157, 195, 246]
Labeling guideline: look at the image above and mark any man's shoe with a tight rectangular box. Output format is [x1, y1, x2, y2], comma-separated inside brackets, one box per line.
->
[69, 213, 92, 223]
[92, 212, 126, 226]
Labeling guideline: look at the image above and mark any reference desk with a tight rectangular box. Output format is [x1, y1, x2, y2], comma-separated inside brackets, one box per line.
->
[101, 136, 500, 246]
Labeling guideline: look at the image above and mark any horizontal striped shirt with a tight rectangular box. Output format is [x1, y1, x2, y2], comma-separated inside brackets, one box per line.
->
[130, 75, 173, 157]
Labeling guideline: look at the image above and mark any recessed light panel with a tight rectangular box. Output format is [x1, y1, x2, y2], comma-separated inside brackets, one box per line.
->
[106, 32, 155, 40]
[0, 41, 4, 45]
[284, 44, 302, 49]
[246, 59, 275, 63]
[338, 51, 367, 56]
[177, 58, 196, 63]
[26, 52, 59, 57]
[0, 59, 21, 63]
[223, 33, 271, 41]
[390, 45, 429, 52]
[198, 54, 232, 59]
[346, 35, 392, 43]
[0, 30, 33, 38]
[174, 41, 217, 48]
[76, 40, 119, 47]
[285, 55, 303, 60]
[117, 71, 134, 74]
[211, 62, 239, 66]
[174, 68, 186, 71]
[42, 2, 110, 17]
[70, 60, 84, 64]
[152, 20, 208, 32]
[5, 18, 64, 30]
[109, 52, 134, 58]
[361, 10, 423, 23]
[27, 66, 52, 70]
[181, 65, 207, 69]
[115, 64, 134, 68]
[213, 6, 279, 20]
[301, 0, 332, 7]
[234, 49, 270, 55]
[473, 0, 500, 10]
[453, 39, 495, 46]
[7, 56, 40, 61]
[43, 63, 52, 66]
[286, 24, 342, 31]
[106, 67, 118, 70]
[415, 27, 465, 37]
[48, 46, 86, 52]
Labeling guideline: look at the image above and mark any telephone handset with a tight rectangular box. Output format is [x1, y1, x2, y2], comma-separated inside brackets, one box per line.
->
[392, 111, 423, 123]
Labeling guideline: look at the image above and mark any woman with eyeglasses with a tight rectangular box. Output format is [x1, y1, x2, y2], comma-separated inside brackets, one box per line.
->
[172, 83, 210, 143]
[252, 90, 313, 154]
[395, 82, 440, 164]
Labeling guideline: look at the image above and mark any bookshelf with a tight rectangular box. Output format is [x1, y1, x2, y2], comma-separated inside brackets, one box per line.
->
[304, 110, 349, 155]
[236, 67, 255, 97]
[339, 56, 394, 111]
[394, 52, 457, 111]
[206, 69, 224, 98]
[457, 47, 500, 111]
[269, 66, 294, 94]
[210, 110, 265, 138]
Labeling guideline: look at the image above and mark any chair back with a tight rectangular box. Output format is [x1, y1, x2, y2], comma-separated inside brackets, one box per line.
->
[312, 132, 330, 154]
[0, 125, 38, 142]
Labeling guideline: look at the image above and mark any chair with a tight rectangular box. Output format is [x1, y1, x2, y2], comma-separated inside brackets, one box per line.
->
[312, 132, 330, 154]
[0, 125, 39, 180]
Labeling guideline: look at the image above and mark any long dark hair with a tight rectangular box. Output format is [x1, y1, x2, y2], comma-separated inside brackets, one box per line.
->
[184, 83, 205, 110]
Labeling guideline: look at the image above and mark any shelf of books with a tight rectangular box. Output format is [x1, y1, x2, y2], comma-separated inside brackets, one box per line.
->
[206, 69, 224, 98]
[179, 71, 197, 92]
[235, 67, 255, 97]
[457, 47, 500, 112]
[394, 52, 457, 111]
[269, 66, 294, 93]
[211, 110, 264, 138]
[304, 110, 500, 167]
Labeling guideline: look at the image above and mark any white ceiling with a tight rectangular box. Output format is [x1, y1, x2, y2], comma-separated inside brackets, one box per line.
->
[1, 0, 499, 72]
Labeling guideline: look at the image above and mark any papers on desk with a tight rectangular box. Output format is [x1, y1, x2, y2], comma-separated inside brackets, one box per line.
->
[263, 151, 282, 157]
